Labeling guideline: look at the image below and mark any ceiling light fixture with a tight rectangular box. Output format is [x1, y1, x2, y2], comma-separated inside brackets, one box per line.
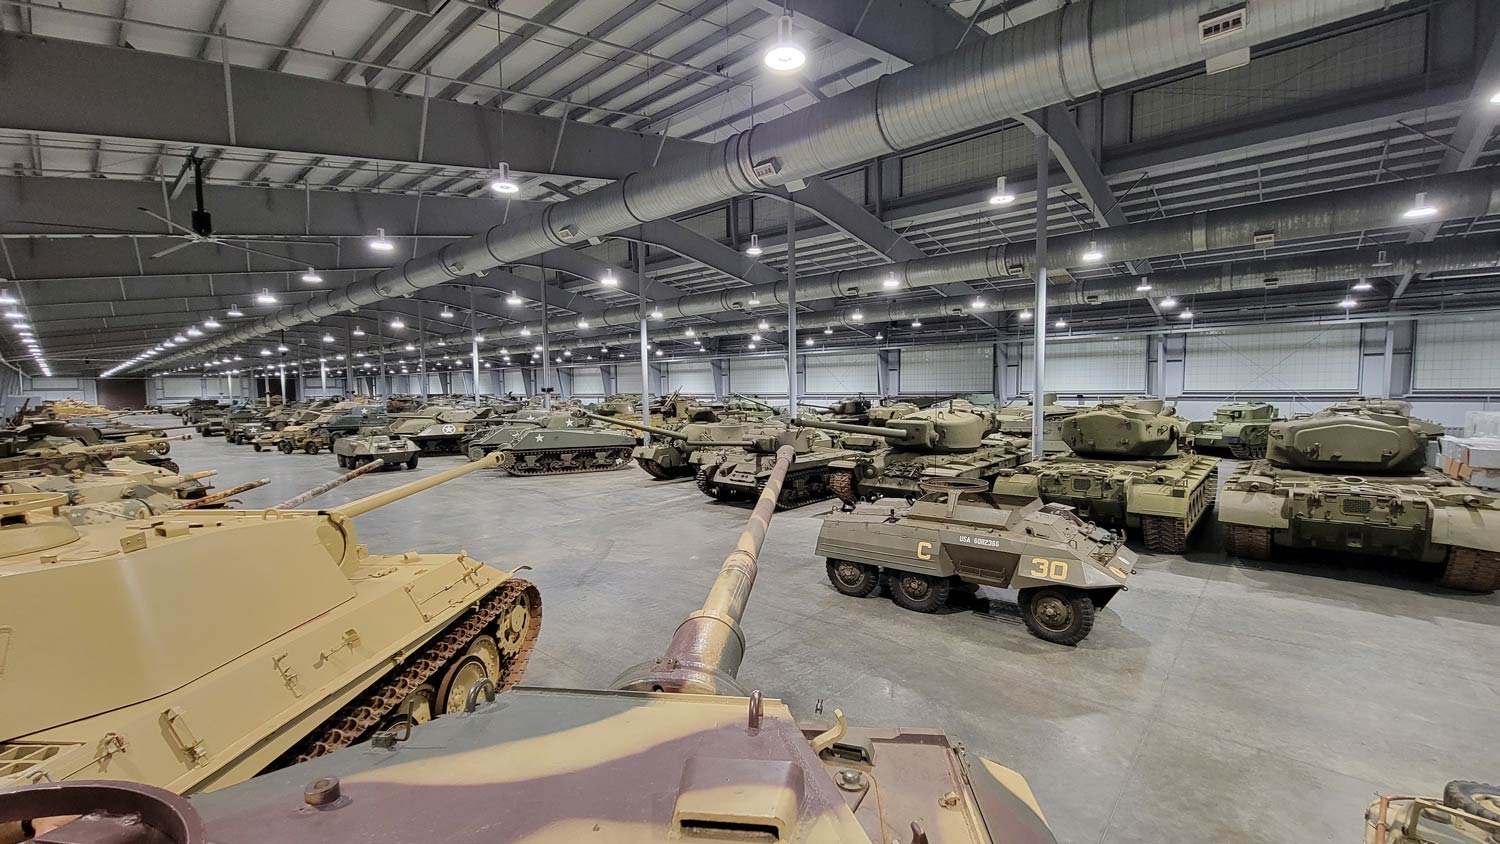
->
[1353, 279, 1373, 291]
[684, 327, 696, 337]
[0, 292, 14, 305]
[489, 162, 520, 194]
[520, 327, 532, 337]
[227, 304, 243, 317]
[601, 271, 618, 287]
[1159, 296, 1178, 309]
[369, 227, 395, 251]
[203, 317, 221, 329]
[989, 176, 1016, 206]
[1402, 192, 1438, 220]
[745, 234, 763, 257]
[186, 326, 203, 337]
[850, 309, 863, 321]
[352, 326, 365, 337]
[439, 307, 454, 319]
[1135, 279, 1152, 292]
[256, 290, 277, 305]
[1019, 309, 1033, 321]
[911, 318, 922, 328]
[1082, 240, 1104, 262]
[277, 343, 289, 352]
[1179, 308, 1194, 320]
[1339, 296, 1357, 309]
[1054, 318, 1067, 329]
[390, 317, 404, 329]
[823, 326, 833, 334]
[763, 14, 806, 72]
[301, 268, 323, 283]
[758, 319, 770, 330]
[883, 273, 900, 289]
[506, 291, 523, 306]
[650, 309, 664, 320]
[804, 338, 815, 346]
[260, 348, 271, 356]
[577, 317, 590, 328]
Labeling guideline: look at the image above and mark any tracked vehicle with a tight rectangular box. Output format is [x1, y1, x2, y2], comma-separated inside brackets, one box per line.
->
[993, 394, 1078, 454]
[818, 478, 1135, 644]
[1186, 401, 1280, 458]
[796, 404, 1030, 504]
[463, 409, 636, 475]
[1366, 781, 1500, 844]
[0, 447, 1059, 844]
[583, 411, 779, 479]
[0, 455, 540, 796]
[0, 458, 213, 510]
[0, 436, 184, 475]
[991, 398, 1219, 553]
[1219, 399, 1500, 591]
[694, 427, 856, 509]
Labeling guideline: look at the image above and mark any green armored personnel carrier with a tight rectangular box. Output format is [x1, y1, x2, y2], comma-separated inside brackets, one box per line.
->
[0, 447, 1060, 844]
[582, 411, 778, 478]
[1186, 401, 1281, 458]
[1218, 399, 1500, 591]
[991, 398, 1219, 553]
[818, 478, 1135, 644]
[795, 404, 1030, 504]
[462, 409, 637, 474]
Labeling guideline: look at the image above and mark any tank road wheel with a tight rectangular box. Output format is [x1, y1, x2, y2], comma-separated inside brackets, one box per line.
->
[826, 559, 881, 597]
[303, 442, 321, 455]
[465, 635, 503, 683]
[887, 571, 951, 613]
[386, 684, 437, 729]
[467, 445, 487, 462]
[1230, 443, 1267, 460]
[637, 458, 670, 479]
[1444, 781, 1500, 822]
[405, 454, 420, 470]
[496, 600, 532, 661]
[1020, 587, 1095, 646]
[1223, 524, 1273, 561]
[695, 464, 722, 499]
[1140, 515, 1189, 554]
[436, 654, 492, 716]
[157, 459, 181, 473]
[1439, 547, 1500, 593]
[828, 469, 858, 507]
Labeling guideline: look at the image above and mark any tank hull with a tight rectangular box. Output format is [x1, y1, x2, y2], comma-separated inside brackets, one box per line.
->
[491, 429, 639, 475]
[1218, 461, 1500, 591]
[697, 448, 853, 509]
[333, 434, 421, 469]
[991, 453, 1220, 553]
[828, 441, 1030, 503]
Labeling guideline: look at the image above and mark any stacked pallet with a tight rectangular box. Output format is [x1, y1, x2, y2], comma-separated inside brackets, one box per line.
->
[1438, 436, 1500, 491]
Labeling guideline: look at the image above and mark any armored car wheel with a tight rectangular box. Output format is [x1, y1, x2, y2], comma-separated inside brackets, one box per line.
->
[887, 571, 951, 613]
[826, 559, 881, 597]
[1020, 587, 1095, 645]
[303, 442, 321, 455]
[1439, 547, 1500, 593]
[252, 443, 263, 452]
[406, 454, 420, 470]
[1444, 780, 1500, 822]
[278, 440, 294, 454]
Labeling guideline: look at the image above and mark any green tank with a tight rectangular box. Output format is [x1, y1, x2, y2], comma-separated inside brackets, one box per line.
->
[1218, 399, 1500, 591]
[990, 398, 1220, 553]
[817, 478, 1135, 644]
[993, 394, 1079, 454]
[463, 409, 637, 475]
[795, 404, 1030, 504]
[693, 426, 857, 509]
[582, 411, 776, 479]
[1185, 401, 1281, 458]
[333, 431, 421, 470]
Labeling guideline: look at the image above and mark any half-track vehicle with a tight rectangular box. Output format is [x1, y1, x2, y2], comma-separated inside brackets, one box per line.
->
[694, 426, 858, 508]
[994, 393, 1079, 454]
[0, 455, 540, 796]
[1366, 780, 1500, 844]
[582, 411, 779, 479]
[818, 478, 1135, 644]
[333, 430, 421, 470]
[0, 446, 1060, 844]
[991, 398, 1219, 553]
[1185, 401, 1281, 458]
[220, 408, 263, 444]
[193, 406, 228, 436]
[1219, 399, 1500, 591]
[796, 403, 1030, 504]
[462, 409, 637, 474]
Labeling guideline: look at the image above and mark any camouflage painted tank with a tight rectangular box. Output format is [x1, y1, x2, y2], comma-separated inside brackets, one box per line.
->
[1366, 781, 1500, 844]
[694, 426, 859, 509]
[818, 478, 1135, 644]
[796, 404, 1031, 504]
[991, 398, 1219, 553]
[463, 409, 636, 475]
[993, 394, 1079, 454]
[0, 458, 214, 510]
[1185, 401, 1280, 458]
[583, 411, 778, 479]
[333, 430, 421, 470]
[1218, 399, 1500, 591]
[0, 455, 540, 795]
[3, 447, 1059, 844]
[0, 436, 184, 475]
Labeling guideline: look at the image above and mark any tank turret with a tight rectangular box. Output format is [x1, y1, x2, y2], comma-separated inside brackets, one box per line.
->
[1061, 398, 1183, 458]
[582, 412, 754, 447]
[796, 406, 992, 453]
[1264, 402, 1435, 474]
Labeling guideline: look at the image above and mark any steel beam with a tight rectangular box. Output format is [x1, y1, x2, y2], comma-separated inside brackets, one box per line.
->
[745, 0, 968, 66]
[0, 32, 707, 183]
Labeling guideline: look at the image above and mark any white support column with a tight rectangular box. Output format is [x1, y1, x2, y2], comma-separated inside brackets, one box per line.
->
[1030, 130, 1051, 459]
[786, 202, 798, 416]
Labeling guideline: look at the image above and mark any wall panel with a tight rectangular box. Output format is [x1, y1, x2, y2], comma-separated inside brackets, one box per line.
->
[806, 351, 878, 394]
[664, 361, 716, 395]
[1020, 338, 1146, 394]
[729, 357, 789, 394]
[899, 345, 992, 393]
[1184, 327, 1360, 393]
[1412, 322, 1500, 390]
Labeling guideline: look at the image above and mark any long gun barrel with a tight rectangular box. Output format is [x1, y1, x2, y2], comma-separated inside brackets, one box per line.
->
[582, 412, 686, 440]
[171, 478, 270, 510]
[793, 417, 912, 441]
[613, 445, 795, 696]
[326, 452, 503, 518]
[273, 459, 386, 509]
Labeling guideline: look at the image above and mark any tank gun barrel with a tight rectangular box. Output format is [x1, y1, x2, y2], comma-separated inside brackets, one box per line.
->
[326, 452, 503, 518]
[581, 412, 685, 440]
[730, 393, 778, 413]
[793, 417, 911, 441]
[273, 459, 387, 509]
[613, 445, 795, 696]
[170, 478, 270, 509]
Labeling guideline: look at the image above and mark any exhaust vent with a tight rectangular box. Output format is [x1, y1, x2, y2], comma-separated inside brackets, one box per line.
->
[1201, 4, 1247, 41]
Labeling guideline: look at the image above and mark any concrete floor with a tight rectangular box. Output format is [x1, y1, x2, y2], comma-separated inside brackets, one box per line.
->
[159, 422, 1499, 844]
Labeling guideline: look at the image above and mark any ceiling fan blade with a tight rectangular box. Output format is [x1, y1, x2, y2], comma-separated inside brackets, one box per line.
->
[5, 219, 148, 235]
[135, 207, 196, 235]
[214, 240, 313, 267]
[149, 239, 199, 259]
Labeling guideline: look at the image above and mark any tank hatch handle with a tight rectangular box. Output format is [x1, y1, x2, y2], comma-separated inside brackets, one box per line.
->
[672, 757, 802, 842]
[162, 708, 207, 764]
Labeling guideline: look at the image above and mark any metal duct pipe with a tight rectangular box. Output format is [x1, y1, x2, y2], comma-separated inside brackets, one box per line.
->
[153, 0, 1388, 368]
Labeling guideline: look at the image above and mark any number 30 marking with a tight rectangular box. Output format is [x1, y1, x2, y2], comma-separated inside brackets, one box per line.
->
[1027, 557, 1069, 580]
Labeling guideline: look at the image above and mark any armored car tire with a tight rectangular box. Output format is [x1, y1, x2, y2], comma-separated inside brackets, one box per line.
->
[252, 443, 263, 452]
[1438, 548, 1500, 593]
[405, 454, 420, 470]
[1020, 586, 1095, 645]
[1444, 780, 1500, 822]
[826, 559, 881, 597]
[278, 440, 294, 454]
[886, 571, 951, 613]
[303, 442, 321, 455]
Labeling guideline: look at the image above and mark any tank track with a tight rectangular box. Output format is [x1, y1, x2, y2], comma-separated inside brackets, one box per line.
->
[1439, 547, 1500, 593]
[828, 469, 858, 506]
[756, 466, 834, 510]
[1229, 443, 1267, 460]
[1140, 515, 1190, 554]
[415, 439, 463, 455]
[499, 446, 634, 476]
[1223, 523, 1273, 560]
[695, 464, 730, 499]
[635, 458, 674, 479]
[278, 579, 541, 766]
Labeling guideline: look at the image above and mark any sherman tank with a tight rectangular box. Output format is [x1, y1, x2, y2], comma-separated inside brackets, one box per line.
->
[462, 409, 636, 475]
[1218, 399, 1500, 591]
[796, 404, 1030, 504]
[0, 446, 1059, 844]
[990, 398, 1220, 553]
[1185, 401, 1281, 458]
[818, 478, 1135, 644]
[582, 412, 777, 479]
[333, 431, 421, 470]
[994, 394, 1079, 455]
[694, 427, 857, 509]
[1366, 781, 1500, 844]
[0, 454, 541, 796]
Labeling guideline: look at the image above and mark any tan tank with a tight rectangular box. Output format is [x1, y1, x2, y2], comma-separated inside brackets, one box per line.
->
[1366, 781, 1500, 844]
[0, 446, 1059, 844]
[0, 457, 215, 522]
[0, 436, 186, 475]
[0, 453, 541, 796]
